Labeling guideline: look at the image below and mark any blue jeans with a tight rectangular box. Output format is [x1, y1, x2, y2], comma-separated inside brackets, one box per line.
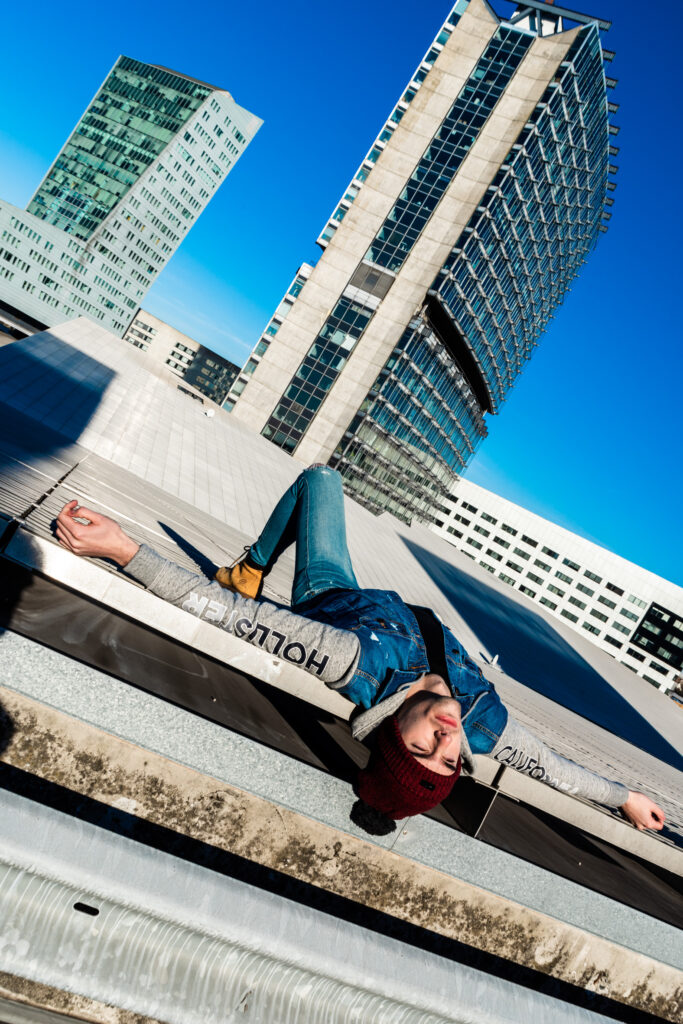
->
[249, 467, 359, 608]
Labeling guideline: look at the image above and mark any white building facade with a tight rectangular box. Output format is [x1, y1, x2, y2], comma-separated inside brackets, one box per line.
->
[430, 478, 683, 692]
[124, 309, 239, 404]
[0, 58, 261, 338]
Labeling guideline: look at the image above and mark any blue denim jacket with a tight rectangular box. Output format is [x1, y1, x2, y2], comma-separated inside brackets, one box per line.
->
[302, 587, 508, 755]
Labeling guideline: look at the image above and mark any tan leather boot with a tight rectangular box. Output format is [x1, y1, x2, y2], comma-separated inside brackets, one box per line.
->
[215, 557, 264, 599]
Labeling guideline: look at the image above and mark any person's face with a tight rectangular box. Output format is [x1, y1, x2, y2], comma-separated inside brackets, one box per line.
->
[395, 687, 462, 776]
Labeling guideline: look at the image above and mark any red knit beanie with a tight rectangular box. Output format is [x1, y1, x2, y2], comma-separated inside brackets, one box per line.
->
[356, 715, 460, 819]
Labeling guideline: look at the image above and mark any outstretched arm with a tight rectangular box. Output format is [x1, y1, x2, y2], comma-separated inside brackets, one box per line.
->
[491, 716, 665, 832]
[55, 501, 360, 686]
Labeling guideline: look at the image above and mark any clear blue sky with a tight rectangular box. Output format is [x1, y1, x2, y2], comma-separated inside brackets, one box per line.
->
[1, 0, 681, 584]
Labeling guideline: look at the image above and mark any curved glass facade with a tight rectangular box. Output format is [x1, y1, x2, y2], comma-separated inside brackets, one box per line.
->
[330, 319, 486, 521]
[434, 24, 609, 411]
[260, 21, 534, 454]
[335, 23, 612, 521]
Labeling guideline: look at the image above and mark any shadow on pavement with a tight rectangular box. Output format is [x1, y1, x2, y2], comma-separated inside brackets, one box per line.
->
[0, 335, 114, 635]
[402, 537, 683, 772]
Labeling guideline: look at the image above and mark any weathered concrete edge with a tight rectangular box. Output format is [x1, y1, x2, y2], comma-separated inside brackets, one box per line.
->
[0, 972, 165, 1024]
[1, 687, 681, 1023]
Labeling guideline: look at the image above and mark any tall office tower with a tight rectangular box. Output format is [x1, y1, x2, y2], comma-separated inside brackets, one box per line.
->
[228, 0, 617, 522]
[0, 58, 261, 337]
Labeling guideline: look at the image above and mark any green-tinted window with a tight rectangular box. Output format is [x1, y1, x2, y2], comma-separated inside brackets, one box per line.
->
[28, 57, 212, 239]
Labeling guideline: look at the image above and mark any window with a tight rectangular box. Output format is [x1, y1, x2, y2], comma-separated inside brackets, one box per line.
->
[255, 340, 268, 357]
[513, 547, 530, 561]
[481, 512, 497, 524]
[540, 597, 557, 611]
[612, 621, 630, 635]
[527, 572, 544, 586]
[454, 514, 470, 526]
[447, 526, 462, 538]
[603, 635, 622, 649]
[473, 524, 489, 537]
[499, 573, 516, 587]
[534, 559, 551, 572]
[649, 661, 669, 675]
[555, 571, 573, 584]
[562, 558, 580, 571]
[561, 610, 578, 623]
[466, 537, 483, 550]
[243, 359, 258, 374]
[628, 595, 647, 609]
[493, 536, 510, 549]
[462, 502, 478, 513]
[627, 647, 645, 662]
[667, 635, 683, 648]
[506, 560, 523, 573]
[606, 582, 624, 596]
[486, 548, 502, 562]
[568, 596, 586, 610]
[479, 561, 495, 573]
[650, 608, 670, 622]
[619, 607, 639, 622]
[597, 595, 616, 610]
[582, 622, 601, 636]
[590, 609, 609, 623]
[547, 584, 565, 597]
[519, 585, 536, 598]
[542, 546, 558, 559]
[521, 535, 538, 548]
[576, 583, 594, 597]
[501, 524, 517, 536]
[584, 570, 602, 584]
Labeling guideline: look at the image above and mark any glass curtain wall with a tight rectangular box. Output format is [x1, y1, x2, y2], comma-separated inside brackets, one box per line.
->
[333, 24, 610, 522]
[261, 25, 534, 454]
[28, 58, 212, 239]
[330, 319, 486, 522]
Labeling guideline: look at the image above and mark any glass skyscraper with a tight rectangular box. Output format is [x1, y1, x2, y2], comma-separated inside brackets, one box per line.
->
[0, 58, 261, 337]
[227, 0, 617, 522]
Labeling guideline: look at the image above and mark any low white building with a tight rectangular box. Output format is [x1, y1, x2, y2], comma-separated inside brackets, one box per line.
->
[430, 478, 683, 693]
[124, 309, 239, 404]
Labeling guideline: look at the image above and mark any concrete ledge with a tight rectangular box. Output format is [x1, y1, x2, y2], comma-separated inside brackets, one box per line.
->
[1, 688, 681, 1022]
[4, 527, 680, 875]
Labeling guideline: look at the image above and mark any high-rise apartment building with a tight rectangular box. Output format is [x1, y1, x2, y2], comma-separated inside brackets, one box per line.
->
[0, 58, 261, 337]
[227, 0, 616, 522]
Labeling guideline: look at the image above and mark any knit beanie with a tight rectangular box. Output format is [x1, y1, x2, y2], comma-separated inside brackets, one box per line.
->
[356, 715, 460, 820]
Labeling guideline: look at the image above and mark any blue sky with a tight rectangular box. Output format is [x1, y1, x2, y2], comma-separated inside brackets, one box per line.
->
[1, 0, 681, 585]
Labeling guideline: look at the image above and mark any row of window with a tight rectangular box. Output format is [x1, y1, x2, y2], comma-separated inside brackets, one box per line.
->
[445, 497, 649, 615]
[436, 530, 679, 679]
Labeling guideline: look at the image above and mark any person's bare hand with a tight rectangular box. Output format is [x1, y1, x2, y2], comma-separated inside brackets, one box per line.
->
[620, 791, 665, 831]
[55, 500, 140, 567]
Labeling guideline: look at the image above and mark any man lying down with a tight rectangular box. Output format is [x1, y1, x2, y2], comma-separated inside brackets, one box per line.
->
[55, 466, 665, 837]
